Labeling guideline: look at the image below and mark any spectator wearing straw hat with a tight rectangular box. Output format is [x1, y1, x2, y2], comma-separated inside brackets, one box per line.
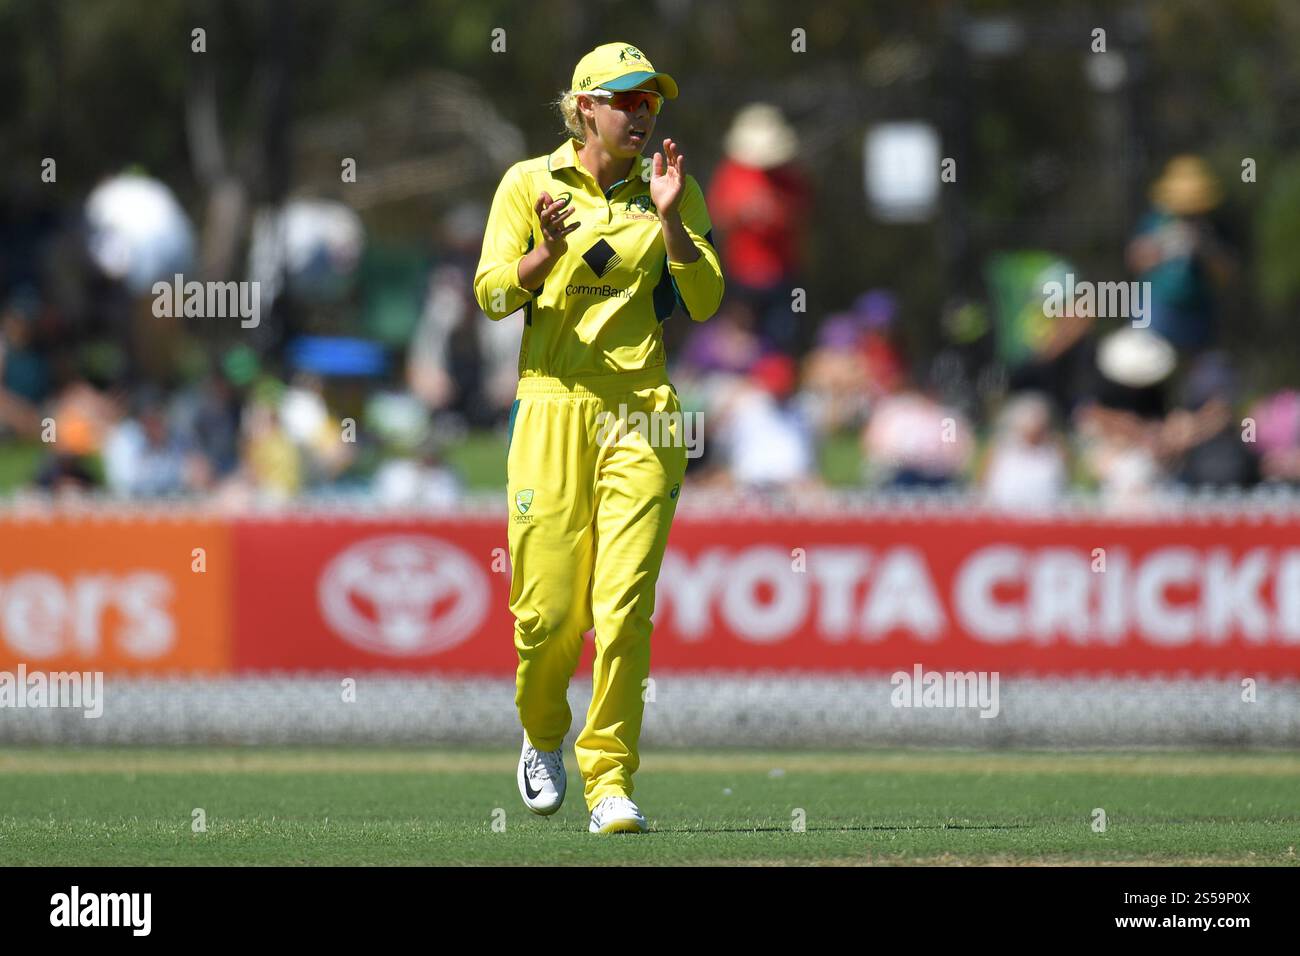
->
[1126, 155, 1236, 353]
[707, 104, 810, 350]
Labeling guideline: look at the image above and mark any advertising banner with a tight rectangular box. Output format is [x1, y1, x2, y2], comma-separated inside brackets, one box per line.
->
[0, 515, 231, 674]
[228, 511, 1300, 678]
[232, 517, 516, 674]
[6, 509, 1296, 677]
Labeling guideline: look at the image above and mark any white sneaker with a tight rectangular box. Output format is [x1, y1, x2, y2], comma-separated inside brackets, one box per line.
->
[517, 735, 566, 815]
[588, 795, 647, 834]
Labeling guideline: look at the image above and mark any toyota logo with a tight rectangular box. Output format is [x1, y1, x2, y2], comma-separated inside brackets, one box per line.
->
[317, 535, 489, 656]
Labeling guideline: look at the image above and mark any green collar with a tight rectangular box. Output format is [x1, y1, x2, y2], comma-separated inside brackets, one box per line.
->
[547, 139, 638, 198]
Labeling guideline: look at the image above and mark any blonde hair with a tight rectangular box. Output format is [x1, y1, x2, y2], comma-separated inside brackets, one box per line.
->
[556, 89, 587, 142]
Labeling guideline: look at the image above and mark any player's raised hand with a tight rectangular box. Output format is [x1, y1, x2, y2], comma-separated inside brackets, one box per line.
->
[650, 139, 686, 217]
[535, 191, 579, 254]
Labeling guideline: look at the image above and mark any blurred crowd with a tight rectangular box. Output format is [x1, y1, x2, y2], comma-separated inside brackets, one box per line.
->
[2, 103, 1300, 510]
[676, 134, 1300, 509]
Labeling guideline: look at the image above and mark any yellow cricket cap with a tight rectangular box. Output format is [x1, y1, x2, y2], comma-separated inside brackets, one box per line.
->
[571, 42, 678, 99]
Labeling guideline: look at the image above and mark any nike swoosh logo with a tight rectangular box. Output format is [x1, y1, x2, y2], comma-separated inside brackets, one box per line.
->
[523, 769, 542, 800]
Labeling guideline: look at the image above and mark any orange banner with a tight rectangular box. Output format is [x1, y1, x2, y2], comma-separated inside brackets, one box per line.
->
[0, 515, 231, 674]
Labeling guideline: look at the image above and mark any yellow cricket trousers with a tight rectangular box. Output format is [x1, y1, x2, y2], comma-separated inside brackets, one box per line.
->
[506, 366, 686, 811]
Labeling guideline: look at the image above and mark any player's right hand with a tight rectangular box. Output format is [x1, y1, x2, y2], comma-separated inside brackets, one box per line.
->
[535, 191, 579, 254]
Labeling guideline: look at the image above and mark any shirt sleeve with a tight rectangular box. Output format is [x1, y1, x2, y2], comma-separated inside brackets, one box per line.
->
[667, 175, 725, 322]
[473, 163, 537, 320]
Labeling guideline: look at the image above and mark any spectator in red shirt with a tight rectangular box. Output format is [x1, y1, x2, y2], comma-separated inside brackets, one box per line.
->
[707, 104, 810, 350]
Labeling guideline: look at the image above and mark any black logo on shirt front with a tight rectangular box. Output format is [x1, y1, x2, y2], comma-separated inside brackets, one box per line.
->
[582, 238, 622, 278]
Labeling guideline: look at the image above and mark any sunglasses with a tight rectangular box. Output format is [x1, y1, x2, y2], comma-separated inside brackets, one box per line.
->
[589, 89, 663, 116]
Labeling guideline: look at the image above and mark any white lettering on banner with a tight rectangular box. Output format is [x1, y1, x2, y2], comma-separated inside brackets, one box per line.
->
[808, 548, 870, 640]
[1134, 548, 1198, 646]
[1203, 548, 1270, 643]
[1, 572, 64, 657]
[657, 543, 1300, 648]
[1098, 549, 1129, 643]
[657, 550, 728, 640]
[659, 545, 948, 643]
[1027, 548, 1092, 643]
[0, 572, 174, 659]
[1279, 552, 1300, 641]
[954, 547, 1023, 642]
[71, 575, 113, 655]
[860, 548, 944, 641]
[118, 573, 175, 657]
[721, 547, 808, 642]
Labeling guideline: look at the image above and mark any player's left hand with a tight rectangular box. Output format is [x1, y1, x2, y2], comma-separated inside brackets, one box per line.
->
[650, 139, 686, 217]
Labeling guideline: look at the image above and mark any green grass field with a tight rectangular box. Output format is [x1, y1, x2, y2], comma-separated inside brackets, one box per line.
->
[1, 749, 1298, 866]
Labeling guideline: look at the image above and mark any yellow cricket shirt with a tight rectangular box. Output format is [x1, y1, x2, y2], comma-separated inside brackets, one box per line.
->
[473, 138, 724, 381]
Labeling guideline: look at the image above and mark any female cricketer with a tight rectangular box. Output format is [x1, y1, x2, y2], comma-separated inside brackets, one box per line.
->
[473, 42, 723, 833]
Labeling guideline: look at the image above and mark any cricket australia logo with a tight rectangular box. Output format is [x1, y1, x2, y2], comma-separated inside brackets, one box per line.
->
[619, 47, 644, 62]
[624, 194, 658, 220]
[515, 489, 534, 514]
